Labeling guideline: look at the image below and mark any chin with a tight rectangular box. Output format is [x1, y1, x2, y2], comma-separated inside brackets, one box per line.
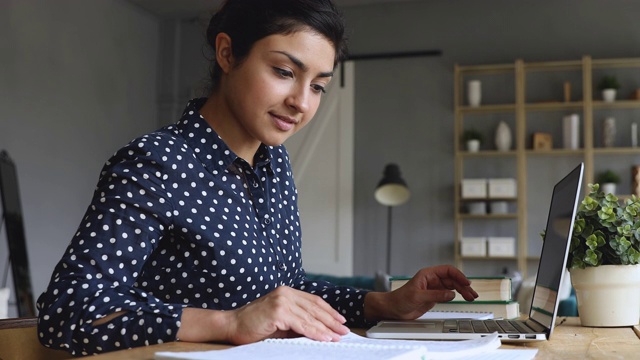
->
[262, 135, 291, 147]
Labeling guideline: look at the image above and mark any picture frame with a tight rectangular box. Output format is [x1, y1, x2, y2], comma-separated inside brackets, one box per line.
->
[533, 132, 553, 150]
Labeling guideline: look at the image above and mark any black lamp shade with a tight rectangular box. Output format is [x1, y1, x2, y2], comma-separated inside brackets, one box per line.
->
[374, 163, 410, 206]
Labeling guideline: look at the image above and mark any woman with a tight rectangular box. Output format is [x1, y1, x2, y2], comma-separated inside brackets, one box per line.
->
[37, 0, 477, 355]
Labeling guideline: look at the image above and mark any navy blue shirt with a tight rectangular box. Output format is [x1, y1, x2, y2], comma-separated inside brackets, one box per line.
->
[37, 98, 369, 355]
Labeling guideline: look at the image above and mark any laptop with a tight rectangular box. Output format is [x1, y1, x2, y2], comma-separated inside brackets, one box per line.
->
[367, 162, 584, 342]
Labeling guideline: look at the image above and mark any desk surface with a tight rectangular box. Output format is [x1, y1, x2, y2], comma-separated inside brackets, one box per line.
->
[83, 317, 640, 359]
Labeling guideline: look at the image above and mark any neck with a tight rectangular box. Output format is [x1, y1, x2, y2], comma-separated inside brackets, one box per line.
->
[199, 95, 261, 167]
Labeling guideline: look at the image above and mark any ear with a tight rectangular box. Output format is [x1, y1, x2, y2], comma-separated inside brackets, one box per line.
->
[215, 33, 234, 73]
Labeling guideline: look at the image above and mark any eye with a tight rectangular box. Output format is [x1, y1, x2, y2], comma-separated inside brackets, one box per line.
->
[274, 67, 293, 79]
[311, 84, 326, 94]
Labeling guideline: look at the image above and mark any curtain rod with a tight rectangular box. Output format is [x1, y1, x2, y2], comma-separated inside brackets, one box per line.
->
[340, 49, 443, 87]
[346, 49, 442, 61]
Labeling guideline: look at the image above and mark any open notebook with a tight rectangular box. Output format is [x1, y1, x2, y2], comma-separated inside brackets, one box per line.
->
[367, 163, 583, 342]
[155, 331, 504, 360]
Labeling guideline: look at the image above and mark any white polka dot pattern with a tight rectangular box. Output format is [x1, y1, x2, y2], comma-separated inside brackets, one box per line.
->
[36, 98, 369, 355]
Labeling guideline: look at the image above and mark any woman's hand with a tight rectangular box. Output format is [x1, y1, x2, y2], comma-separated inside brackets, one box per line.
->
[177, 286, 349, 344]
[363, 265, 478, 321]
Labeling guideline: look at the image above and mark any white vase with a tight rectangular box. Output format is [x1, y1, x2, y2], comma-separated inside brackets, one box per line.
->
[602, 88, 617, 102]
[563, 114, 580, 150]
[466, 139, 480, 152]
[603, 117, 616, 147]
[495, 121, 512, 151]
[571, 264, 640, 327]
[467, 80, 481, 107]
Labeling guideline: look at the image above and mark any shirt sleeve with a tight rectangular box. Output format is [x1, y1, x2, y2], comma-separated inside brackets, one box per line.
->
[291, 269, 374, 328]
[36, 135, 185, 355]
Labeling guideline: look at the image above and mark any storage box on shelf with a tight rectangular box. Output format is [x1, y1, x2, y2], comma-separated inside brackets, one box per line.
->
[454, 56, 640, 278]
[488, 237, 516, 257]
[460, 237, 487, 257]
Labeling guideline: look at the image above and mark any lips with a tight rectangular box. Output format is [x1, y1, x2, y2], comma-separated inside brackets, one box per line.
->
[271, 113, 298, 132]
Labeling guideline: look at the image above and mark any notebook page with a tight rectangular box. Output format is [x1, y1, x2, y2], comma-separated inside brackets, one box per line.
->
[342, 332, 501, 360]
[155, 332, 501, 360]
[155, 339, 427, 360]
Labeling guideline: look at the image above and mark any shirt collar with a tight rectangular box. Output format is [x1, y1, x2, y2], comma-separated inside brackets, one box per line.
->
[174, 98, 274, 175]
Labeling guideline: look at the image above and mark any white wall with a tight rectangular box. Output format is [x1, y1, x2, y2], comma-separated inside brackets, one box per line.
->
[0, 0, 160, 317]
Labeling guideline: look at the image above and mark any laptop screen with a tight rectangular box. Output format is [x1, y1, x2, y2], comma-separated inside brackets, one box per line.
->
[528, 163, 583, 331]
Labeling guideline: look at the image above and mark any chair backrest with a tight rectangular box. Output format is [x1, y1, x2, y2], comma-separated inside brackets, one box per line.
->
[0, 150, 36, 317]
[0, 317, 70, 360]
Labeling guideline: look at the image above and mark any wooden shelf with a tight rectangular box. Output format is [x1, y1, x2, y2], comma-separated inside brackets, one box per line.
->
[459, 104, 516, 114]
[523, 59, 582, 71]
[460, 150, 517, 157]
[459, 256, 519, 261]
[592, 100, 640, 109]
[593, 147, 640, 155]
[459, 214, 518, 219]
[453, 56, 640, 279]
[459, 197, 517, 202]
[526, 149, 584, 156]
[525, 101, 583, 112]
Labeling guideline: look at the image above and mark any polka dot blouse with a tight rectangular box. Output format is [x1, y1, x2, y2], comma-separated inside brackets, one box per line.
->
[36, 98, 369, 355]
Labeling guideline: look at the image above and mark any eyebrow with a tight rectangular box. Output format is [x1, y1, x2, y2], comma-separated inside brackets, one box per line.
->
[272, 50, 334, 78]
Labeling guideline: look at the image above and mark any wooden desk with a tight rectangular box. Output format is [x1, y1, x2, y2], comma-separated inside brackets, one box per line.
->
[81, 317, 640, 359]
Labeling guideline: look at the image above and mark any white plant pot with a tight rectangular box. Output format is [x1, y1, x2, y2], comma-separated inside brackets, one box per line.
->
[602, 88, 617, 102]
[601, 183, 617, 195]
[570, 264, 640, 327]
[466, 139, 480, 152]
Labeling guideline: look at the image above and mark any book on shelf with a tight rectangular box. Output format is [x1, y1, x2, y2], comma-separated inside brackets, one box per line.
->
[390, 276, 512, 302]
[155, 331, 502, 360]
[430, 300, 520, 320]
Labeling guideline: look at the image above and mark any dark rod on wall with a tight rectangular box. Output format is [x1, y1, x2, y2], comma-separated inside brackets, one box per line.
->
[340, 49, 443, 87]
[346, 49, 442, 61]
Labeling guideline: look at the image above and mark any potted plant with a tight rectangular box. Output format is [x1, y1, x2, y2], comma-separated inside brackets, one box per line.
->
[598, 75, 620, 102]
[596, 169, 620, 195]
[462, 128, 483, 152]
[567, 183, 640, 326]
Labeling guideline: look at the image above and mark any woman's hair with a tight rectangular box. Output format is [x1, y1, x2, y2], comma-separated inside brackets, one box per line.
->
[205, 0, 347, 92]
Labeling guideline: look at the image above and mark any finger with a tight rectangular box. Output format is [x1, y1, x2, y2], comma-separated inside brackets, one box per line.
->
[264, 288, 347, 341]
[416, 289, 456, 304]
[290, 293, 349, 336]
[421, 266, 478, 301]
[285, 306, 346, 342]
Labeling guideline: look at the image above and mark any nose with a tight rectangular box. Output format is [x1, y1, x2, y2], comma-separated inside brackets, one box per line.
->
[285, 86, 310, 114]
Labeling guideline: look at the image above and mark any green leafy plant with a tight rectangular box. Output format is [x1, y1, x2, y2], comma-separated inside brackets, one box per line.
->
[567, 183, 640, 269]
[461, 128, 483, 144]
[596, 170, 620, 184]
[598, 75, 620, 91]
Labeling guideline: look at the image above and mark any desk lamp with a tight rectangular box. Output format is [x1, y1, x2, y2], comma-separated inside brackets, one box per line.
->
[374, 163, 410, 274]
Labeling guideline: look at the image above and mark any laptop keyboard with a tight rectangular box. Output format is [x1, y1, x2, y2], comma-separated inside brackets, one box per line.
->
[443, 319, 536, 334]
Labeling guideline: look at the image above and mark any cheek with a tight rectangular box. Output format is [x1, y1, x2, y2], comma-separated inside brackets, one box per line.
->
[297, 97, 322, 128]
[308, 95, 323, 116]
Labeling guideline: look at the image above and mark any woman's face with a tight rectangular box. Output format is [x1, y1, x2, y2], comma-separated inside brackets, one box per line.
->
[222, 29, 336, 147]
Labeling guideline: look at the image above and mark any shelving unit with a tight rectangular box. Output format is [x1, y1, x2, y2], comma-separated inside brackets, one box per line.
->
[453, 56, 640, 278]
